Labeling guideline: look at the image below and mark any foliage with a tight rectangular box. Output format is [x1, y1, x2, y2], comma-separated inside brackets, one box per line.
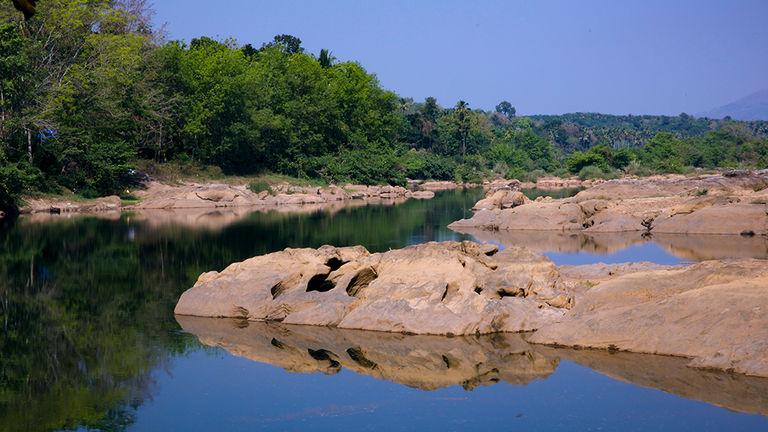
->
[578, 165, 607, 180]
[247, 180, 272, 195]
[1, 0, 767, 214]
[400, 149, 456, 180]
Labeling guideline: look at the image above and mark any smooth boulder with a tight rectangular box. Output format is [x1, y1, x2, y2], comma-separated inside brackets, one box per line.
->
[530, 259, 768, 377]
[174, 241, 575, 335]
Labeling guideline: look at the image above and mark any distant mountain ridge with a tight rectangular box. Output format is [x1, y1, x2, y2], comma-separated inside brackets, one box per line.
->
[700, 89, 768, 121]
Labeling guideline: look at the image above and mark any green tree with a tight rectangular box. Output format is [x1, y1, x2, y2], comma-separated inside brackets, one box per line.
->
[318, 48, 335, 68]
[495, 100, 516, 118]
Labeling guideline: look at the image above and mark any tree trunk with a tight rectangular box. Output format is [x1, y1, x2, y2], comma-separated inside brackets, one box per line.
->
[27, 127, 33, 163]
[0, 87, 5, 141]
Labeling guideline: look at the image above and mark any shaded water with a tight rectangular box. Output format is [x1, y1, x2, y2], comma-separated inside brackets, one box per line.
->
[0, 189, 766, 431]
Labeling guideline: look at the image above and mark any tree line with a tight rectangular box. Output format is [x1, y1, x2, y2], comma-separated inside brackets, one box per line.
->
[1, 0, 767, 213]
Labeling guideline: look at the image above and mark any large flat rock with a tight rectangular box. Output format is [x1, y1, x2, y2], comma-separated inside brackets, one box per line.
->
[176, 241, 768, 377]
[175, 241, 575, 335]
[530, 259, 768, 377]
[449, 172, 768, 235]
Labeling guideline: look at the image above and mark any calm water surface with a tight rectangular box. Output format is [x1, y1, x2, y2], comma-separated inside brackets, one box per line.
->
[1, 189, 766, 431]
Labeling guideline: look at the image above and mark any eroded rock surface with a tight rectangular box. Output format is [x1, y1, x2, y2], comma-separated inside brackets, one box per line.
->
[531, 259, 768, 377]
[174, 241, 575, 335]
[450, 172, 768, 235]
[132, 181, 431, 210]
[176, 240, 768, 377]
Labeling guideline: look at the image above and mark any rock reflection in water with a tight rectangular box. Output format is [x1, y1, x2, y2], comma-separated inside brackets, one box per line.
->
[178, 316, 768, 416]
[177, 316, 557, 391]
[453, 227, 768, 261]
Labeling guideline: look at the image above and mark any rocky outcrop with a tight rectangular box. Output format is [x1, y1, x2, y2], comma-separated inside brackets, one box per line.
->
[132, 181, 433, 210]
[485, 176, 598, 191]
[19, 181, 439, 218]
[409, 180, 470, 191]
[472, 189, 529, 211]
[179, 316, 768, 415]
[175, 241, 575, 335]
[176, 240, 768, 377]
[20, 195, 122, 215]
[531, 259, 768, 377]
[450, 172, 768, 235]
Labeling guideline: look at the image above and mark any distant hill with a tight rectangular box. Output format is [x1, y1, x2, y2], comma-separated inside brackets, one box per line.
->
[700, 89, 768, 121]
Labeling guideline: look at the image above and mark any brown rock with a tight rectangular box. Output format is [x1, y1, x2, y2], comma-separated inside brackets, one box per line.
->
[472, 190, 529, 211]
[451, 172, 768, 235]
[175, 241, 574, 335]
[530, 259, 768, 377]
[176, 240, 768, 377]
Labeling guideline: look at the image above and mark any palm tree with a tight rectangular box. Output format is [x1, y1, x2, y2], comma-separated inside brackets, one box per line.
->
[455, 100, 470, 157]
[318, 49, 336, 68]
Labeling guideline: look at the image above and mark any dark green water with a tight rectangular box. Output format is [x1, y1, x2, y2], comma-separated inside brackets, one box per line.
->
[0, 189, 766, 432]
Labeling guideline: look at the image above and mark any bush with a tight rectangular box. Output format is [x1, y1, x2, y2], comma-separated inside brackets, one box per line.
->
[566, 150, 607, 174]
[0, 157, 45, 213]
[578, 165, 606, 180]
[522, 169, 547, 182]
[550, 167, 570, 178]
[454, 164, 484, 184]
[504, 166, 526, 181]
[400, 150, 456, 180]
[623, 159, 655, 177]
[308, 141, 406, 186]
[248, 180, 273, 195]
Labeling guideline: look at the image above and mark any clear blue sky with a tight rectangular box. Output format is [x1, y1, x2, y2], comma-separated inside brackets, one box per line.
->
[152, 0, 768, 115]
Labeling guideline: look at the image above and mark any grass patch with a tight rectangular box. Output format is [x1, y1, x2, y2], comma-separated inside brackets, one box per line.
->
[119, 193, 142, 205]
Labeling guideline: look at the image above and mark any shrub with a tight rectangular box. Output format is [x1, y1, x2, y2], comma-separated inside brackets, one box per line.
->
[248, 180, 273, 195]
[504, 167, 526, 181]
[400, 150, 456, 180]
[578, 165, 606, 180]
[522, 169, 547, 182]
[454, 164, 484, 184]
[623, 159, 655, 177]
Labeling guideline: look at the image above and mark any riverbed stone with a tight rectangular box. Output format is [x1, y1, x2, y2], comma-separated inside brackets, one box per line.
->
[175, 241, 574, 335]
[176, 240, 768, 377]
[450, 172, 768, 235]
[530, 259, 768, 377]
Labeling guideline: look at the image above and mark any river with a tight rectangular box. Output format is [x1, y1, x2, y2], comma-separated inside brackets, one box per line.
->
[1, 189, 766, 431]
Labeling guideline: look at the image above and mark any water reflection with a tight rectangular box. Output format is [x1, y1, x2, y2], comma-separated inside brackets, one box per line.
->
[0, 190, 483, 431]
[179, 316, 768, 417]
[452, 227, 768, 262]
[177, 316, 557, 391]
[1, 188, 767, 431]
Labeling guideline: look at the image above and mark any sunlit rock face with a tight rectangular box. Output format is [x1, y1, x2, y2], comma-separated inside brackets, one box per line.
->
[176, 239, 768, 378]
[131, 181, 431, 211]
[178, 316, 768, 416]
[530, 259, 768, 378]
[174, 241, 575, 335]
[450, 172, 768, 235]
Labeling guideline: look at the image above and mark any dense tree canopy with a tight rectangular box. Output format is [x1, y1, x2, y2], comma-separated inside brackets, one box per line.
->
[0, 0, 767, 213]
